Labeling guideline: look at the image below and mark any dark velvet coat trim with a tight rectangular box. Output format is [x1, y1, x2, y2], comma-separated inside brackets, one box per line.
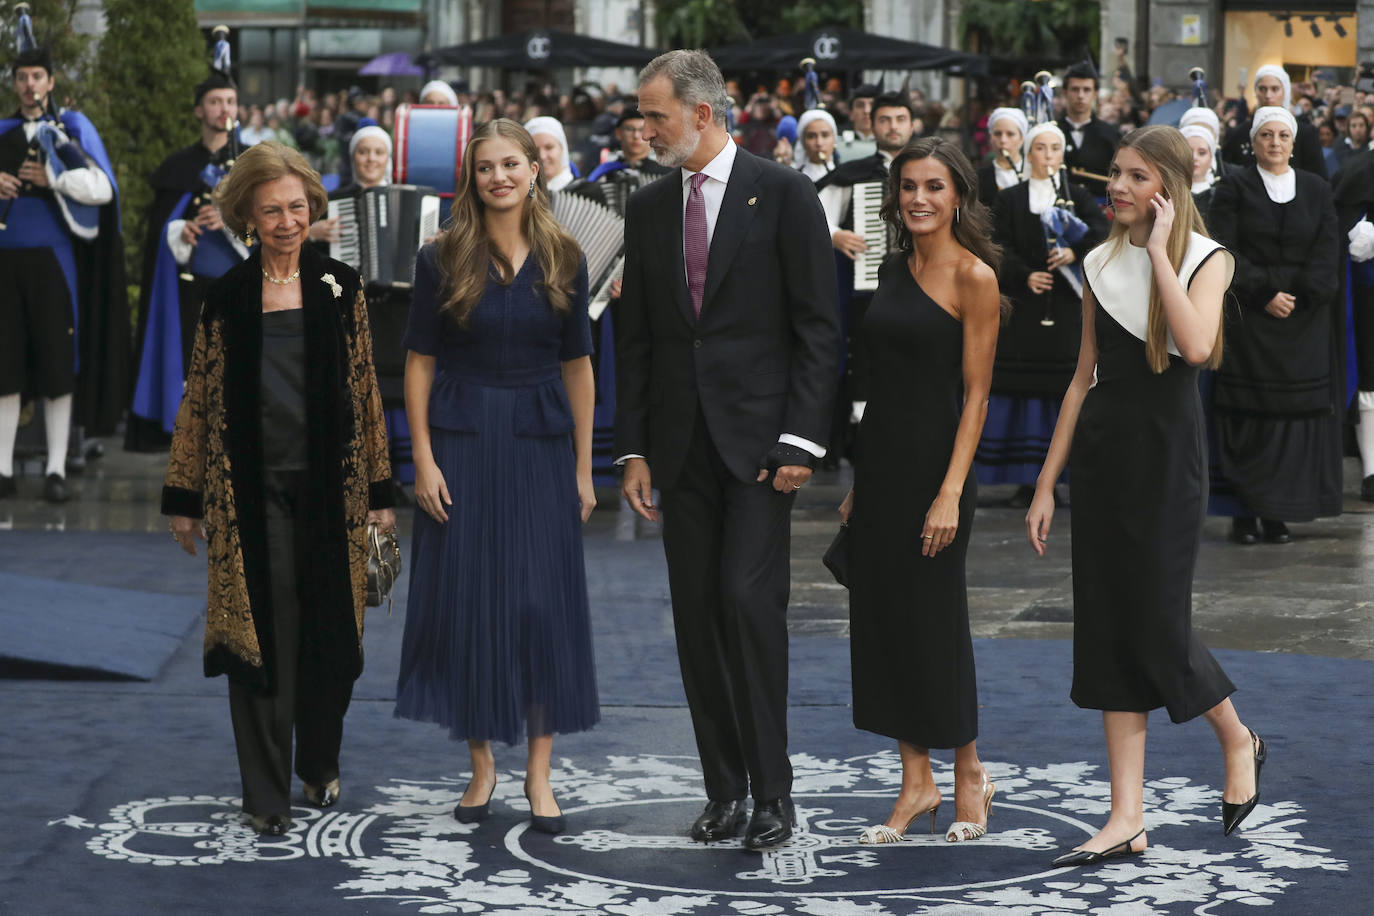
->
[369, 480, 394, 510]
[161, 485, 203, 519]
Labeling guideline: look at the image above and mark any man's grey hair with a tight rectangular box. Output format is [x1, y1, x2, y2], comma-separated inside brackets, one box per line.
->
[639, 50, 730, 128]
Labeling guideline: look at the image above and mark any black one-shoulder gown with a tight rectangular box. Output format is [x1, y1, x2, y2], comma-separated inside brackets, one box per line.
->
[849, 257, 979, 749]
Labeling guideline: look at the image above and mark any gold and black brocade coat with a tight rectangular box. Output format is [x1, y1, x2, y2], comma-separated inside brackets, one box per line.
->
[161, 245, 393, 691]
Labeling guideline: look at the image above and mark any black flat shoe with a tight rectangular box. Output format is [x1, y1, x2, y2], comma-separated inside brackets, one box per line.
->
[250, 813, 291, 836]
[454, 777, 497, 823]
[1260, 519, 1290, 544]
[1223, 729, 1267, 836]
[43, 473, 68, 504]
[523, 782, 565, 835]
[1230, 517, 1259, 545]
[1051, 828, 1145, 867]
[304, 778, 340, 808]
[743, 797, 795, 850]
[689, 799, 748, 842]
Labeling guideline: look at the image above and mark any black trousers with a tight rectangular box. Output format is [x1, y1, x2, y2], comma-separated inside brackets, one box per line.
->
[658, 406, 795, 803]
[0, 248, 75, 398]
[228, 472, 354, 818]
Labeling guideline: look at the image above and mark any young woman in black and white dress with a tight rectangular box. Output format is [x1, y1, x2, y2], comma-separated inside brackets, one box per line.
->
[1026, 125, 1266, 866]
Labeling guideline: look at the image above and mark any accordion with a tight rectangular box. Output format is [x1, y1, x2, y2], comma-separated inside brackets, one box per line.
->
[550, 190, 625, 321]
[852, 180, 894, 292]
[329, 184, 440, 288]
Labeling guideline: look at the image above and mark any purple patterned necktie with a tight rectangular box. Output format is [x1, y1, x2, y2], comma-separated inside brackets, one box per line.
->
[685, 172, 708, 317]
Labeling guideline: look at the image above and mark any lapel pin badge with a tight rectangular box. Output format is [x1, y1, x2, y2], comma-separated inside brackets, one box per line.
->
[748, 196, 758, 206]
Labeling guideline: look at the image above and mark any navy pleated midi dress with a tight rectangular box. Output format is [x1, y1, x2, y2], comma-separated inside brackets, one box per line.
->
[394, 244, 599, 745]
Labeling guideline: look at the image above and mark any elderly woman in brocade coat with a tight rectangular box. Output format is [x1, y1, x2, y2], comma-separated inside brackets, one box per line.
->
[162, 141, 395, 836]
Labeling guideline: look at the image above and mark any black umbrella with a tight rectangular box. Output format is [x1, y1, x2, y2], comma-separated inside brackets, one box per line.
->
[419, 29, 660, 70]
[708, 26, 987, 76]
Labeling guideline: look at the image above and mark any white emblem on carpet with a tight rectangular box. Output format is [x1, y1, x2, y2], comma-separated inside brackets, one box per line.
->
[56, 751, 1347, 914]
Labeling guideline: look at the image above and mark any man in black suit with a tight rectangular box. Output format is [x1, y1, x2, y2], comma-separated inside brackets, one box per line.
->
[1057, 62, 1119, 200]
[616, 49, 840, 850]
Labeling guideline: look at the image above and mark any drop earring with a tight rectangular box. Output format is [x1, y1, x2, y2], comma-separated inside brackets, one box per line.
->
[954, 206, 961, 224]
[528, 179, 536, 199]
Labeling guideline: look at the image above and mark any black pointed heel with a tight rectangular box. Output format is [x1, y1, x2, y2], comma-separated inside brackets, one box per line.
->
[524, 781, 565, 835]
[1223, 729, 1266, 836]
[1051, 827, 1145, 868]
[454, 776, 497, 823]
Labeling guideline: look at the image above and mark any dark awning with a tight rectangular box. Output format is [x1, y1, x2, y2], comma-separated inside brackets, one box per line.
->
[420, 29, 660, 70]
[707, 27, 987, 76]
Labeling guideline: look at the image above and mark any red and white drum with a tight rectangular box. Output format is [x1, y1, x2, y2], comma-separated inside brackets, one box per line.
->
[394, 104, 474, 220]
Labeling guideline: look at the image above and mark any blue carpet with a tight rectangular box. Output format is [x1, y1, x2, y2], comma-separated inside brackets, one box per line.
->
[0, 532, 206, 681]
[1, 530, 1369, 913]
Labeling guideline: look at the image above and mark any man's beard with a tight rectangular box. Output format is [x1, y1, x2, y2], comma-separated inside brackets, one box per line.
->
[653, 127, 701, 169]
[876, 133, 908, 155]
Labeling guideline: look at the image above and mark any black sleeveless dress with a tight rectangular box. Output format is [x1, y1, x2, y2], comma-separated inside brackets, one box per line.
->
[849, 256, 978, 749]
[1072, 240, 1236, 722]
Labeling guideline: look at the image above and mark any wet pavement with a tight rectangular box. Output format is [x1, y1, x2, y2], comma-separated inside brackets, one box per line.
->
[4, 440, 1372, 662]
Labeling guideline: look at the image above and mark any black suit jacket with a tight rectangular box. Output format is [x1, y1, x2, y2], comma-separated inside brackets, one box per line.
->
[614, 145, 841, 488]
[1058, 116, 1119, 198]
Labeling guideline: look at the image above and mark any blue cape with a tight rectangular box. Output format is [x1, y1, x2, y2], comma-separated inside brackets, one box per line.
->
[0, 110, 120, 374]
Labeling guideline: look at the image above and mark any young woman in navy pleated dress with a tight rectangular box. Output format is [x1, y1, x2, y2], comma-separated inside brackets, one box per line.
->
[395, 119, 599, 835]
[1026, 126, 1266, 867]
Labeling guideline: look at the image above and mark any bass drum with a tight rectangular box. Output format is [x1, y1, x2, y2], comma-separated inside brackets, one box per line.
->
[394, 103, 474, 223]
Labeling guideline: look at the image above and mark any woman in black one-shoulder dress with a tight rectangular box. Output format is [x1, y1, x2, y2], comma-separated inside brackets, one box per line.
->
[1027, 126, 1267, 868]
[842, 137, 1004, 846]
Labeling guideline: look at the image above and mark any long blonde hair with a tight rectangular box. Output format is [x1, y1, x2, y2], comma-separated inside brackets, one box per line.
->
[434, 118, 581, 326]
[1101, 125, 1221, 372]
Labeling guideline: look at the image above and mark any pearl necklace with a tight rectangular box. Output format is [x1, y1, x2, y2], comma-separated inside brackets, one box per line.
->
[261, 266, 301, 285]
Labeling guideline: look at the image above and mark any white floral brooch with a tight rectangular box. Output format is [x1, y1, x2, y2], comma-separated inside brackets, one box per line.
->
[321, 273, 342, 299]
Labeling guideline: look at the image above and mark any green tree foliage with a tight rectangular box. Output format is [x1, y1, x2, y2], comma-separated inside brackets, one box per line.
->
[92, 0, 206, 289]
[656, 0, 863, 50]
[0, 0, 94, 111]
[958, 0, 1099, 61]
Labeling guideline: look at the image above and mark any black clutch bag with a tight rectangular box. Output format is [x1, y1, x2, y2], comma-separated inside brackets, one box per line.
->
[823, 522, 850, 588]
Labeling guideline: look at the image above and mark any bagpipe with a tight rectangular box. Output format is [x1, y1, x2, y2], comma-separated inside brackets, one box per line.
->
[179, 115, 247, 282]
[1022, 72, 1089, 322]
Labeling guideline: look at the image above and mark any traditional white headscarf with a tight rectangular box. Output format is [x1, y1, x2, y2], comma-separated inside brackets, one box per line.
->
[1024, 121, 1066, 160]
[1180, 124, 1216, 154]
[1178, 107, 1221, 143]
[1250, 105, 1297, 142]
[524, 115, 573, 189]
[988, 107, 1030, 143]
[796, 109, 838, 142]
[795, 109, 838, 169]
[349, 125, 393, 187]
[1253, 65, 1292, 108]
[419, 80, 458, 107]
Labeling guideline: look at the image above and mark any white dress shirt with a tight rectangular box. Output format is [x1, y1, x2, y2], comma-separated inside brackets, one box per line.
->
[617, 136, 825, 464]
[1065, 116, 1090, 151]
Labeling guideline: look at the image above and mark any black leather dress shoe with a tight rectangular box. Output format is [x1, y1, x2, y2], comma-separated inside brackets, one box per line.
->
[250, 813, 291, 836]
[743, 797, 795, 849]
[1230, 517, 1259, 545]
[43, 473, 68, 504]
[0, 474, 14, 499]
[689, 799, 748, 842]
[1260, 519, 1290, 544]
